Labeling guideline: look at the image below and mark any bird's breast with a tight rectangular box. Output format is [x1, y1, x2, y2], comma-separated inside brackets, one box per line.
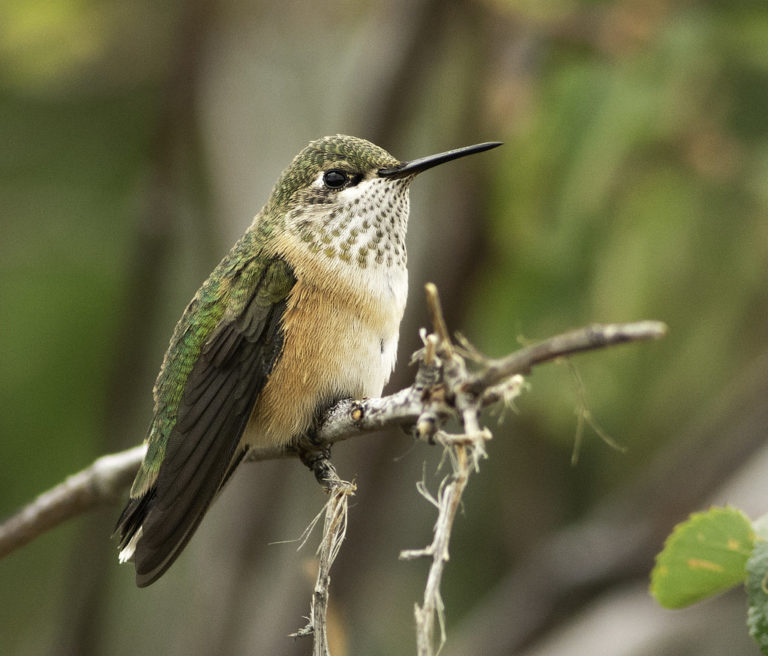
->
[242, 256, 407, 449]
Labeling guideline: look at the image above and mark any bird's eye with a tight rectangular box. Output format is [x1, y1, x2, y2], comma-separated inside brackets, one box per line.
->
[323, 169, 349, 189]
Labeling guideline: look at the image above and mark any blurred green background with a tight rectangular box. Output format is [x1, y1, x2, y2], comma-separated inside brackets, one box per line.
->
[2, 1, 767, 654]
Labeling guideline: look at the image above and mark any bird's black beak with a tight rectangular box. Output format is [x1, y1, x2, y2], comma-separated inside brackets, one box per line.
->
[378, 141, 502, 179]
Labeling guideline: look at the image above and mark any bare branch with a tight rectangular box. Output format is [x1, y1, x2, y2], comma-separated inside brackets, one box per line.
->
[465, 320, 668, 395]
[0, 446, 146, 559]
[0, 283, 666, 656]
[401, 285, 515, 655]
[424, 282, 452, 353]
[290, 459, 355, 656]
[0, 317, 664, 560]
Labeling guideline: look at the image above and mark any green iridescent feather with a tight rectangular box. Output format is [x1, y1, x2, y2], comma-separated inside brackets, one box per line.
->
[130, 229, 294, 498]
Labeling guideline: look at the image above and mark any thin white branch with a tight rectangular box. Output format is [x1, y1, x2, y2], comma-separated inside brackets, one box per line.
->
[291, 463, 355, 656]
[465, 320, 667, 395]
[0, 445, 146, 558]
[399, 285, 504, 655]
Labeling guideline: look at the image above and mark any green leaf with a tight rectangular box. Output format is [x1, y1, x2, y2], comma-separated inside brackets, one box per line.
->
[747, 540, 768, 654]
[650, 507, 754, 608]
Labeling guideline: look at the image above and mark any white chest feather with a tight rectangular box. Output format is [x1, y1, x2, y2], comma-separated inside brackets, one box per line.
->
[344, 262, 408, 395]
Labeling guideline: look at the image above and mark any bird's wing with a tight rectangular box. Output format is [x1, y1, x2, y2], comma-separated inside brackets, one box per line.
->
[115, 254, 295, 587]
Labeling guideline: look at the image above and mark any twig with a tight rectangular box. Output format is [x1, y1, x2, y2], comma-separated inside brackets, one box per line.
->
[464, 321, 667, 396]
[290, 456, 355, 656]
[0, 285, 666, 656]
[0, 446, 146, 559]
[400, 285, 498, 655]
[0, 317, 665, 563]
[424, 282, 452, 354]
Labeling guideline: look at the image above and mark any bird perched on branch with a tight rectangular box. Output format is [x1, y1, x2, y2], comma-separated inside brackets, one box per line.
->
[115, 134, 501, 586]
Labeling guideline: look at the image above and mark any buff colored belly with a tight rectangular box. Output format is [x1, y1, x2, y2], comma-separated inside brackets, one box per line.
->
[242, 276, 404, 448]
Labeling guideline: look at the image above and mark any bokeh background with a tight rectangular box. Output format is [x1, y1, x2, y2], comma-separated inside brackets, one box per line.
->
[2, 1, 768, 654]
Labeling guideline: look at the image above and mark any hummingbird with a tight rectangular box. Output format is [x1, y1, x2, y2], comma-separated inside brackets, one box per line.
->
[115, 134, 501, 586]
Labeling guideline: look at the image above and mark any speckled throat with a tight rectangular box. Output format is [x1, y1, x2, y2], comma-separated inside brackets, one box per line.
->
[288, 175, 410, 271]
